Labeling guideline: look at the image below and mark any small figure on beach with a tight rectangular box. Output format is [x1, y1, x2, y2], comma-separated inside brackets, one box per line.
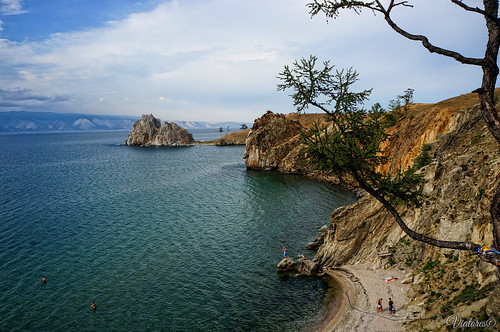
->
[377, 298, 383, 312]
[91, 301, 97, 310]
[282, 247, 287, 258]
[388, 298, 394, 314]
[41, 276, 46, 284]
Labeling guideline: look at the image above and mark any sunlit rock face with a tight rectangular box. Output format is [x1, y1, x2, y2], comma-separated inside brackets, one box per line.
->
[243, 111, 307, 173]
[125, 114, 194, 147]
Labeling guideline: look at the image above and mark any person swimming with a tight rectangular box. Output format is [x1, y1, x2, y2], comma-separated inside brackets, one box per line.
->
[41, 276, 46, 284]
[91, 302, 97, 310]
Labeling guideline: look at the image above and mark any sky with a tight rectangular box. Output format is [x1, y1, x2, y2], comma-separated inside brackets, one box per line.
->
[0, 0, 491, 123]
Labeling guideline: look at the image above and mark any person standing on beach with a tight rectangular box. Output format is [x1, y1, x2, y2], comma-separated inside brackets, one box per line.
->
[377, 298, 383, 312]
[388, 298, 394, 314]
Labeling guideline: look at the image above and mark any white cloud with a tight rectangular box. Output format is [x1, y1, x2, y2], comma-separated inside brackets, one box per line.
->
[0, 0, 27, 15]
[0, 0, 489, 122]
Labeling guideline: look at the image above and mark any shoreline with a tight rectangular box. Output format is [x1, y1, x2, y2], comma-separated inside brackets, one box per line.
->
[318, 264, 411, 332]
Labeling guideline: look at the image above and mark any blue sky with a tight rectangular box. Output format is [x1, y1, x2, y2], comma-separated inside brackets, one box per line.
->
[0, 0, 490, 122]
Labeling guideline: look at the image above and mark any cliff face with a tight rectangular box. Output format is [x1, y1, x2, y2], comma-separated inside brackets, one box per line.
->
[125, 114, 194, 146]
[243, 111, 314, 173]
[245, 91, 500, 328]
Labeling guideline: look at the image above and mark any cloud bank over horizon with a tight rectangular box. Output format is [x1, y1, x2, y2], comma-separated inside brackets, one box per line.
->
[0, 0, 488, 122]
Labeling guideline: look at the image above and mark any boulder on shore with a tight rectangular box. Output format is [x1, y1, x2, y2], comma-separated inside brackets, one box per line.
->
[125, 114, 194, 146]
[277, 257, 320, 276]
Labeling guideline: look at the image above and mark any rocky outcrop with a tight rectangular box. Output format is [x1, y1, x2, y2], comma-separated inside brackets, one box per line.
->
[243, 111, 308, 173]
[125, 114, 194, 146]
[277, 257, 320, 276]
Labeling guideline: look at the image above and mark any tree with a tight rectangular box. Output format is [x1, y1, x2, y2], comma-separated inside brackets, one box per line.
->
[307, 0, 500, 267]
[218, 126, 224, 138]
[277, 55, 500, 268]
[240, 124, 248, 130]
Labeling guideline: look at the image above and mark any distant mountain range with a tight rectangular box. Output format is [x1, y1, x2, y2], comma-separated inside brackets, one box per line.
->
[0, 111, 252, 133]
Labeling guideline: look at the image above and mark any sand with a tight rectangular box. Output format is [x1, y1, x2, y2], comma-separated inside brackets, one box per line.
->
[318, 264, 412, 332]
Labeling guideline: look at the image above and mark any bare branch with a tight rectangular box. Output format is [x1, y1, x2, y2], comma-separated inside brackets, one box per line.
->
[381, 12, 486, 66]
[451, 0, 500, 25]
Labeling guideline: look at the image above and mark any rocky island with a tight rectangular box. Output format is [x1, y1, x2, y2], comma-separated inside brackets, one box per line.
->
[125, 114, 195, 146]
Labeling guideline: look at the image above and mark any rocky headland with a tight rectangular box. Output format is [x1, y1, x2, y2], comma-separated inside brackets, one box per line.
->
[125, 114, 195, 146]
[244, 91, 500, 331]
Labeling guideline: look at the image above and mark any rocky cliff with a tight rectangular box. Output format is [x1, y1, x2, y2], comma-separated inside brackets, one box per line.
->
[125, 114, 195, 146]
[245, 91, 500, 330]
[243, 111, 328, 173]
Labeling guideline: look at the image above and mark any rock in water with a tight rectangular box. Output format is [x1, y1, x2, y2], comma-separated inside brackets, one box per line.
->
[277, 257, 296, 272]
[276, 256, 319, 276]
[125, 114, 194, 146]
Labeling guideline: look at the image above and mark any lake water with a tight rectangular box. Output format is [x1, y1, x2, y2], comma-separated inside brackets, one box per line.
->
[0, 130, 357, 331]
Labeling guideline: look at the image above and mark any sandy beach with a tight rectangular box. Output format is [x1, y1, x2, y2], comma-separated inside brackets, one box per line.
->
[318, 264, 412, 332]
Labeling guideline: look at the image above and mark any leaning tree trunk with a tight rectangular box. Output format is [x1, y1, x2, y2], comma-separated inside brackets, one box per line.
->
[478, 0, 500, 252]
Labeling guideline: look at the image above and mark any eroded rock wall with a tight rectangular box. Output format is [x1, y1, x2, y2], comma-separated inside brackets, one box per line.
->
[243, 111, 308, 173]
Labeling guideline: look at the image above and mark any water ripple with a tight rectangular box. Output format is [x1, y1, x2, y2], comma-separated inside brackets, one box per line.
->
[0, 132, 356, 331]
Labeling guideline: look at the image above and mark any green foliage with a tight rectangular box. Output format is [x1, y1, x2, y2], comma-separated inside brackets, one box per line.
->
[277, 55, 372, 114]
[477, 188, 485, 201]
[422, 260, 439, 271]
[452, 283, 495, 305]
[414, 143, 432, 169]
[278, 56, 424, 207]
[405, 255, 413, 266]
[471, 132, 484, 145]
[240, 124, 248, 130]
[399, 237, 410, 246]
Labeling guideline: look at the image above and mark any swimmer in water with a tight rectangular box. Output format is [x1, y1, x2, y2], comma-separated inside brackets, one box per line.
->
[41, 276, 46, 283]
[91, 302, 97, 310]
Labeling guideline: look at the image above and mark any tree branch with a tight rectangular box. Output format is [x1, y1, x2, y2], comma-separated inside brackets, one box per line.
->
[451, 0, 500, 26]
[358, 177, 479, 250]
[381, 12, 486, 66]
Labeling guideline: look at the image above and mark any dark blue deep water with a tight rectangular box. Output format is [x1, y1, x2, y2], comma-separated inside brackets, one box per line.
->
[0, 130, 357, 331]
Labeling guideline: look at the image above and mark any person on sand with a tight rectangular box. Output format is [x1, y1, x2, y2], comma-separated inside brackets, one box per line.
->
[377, 298, 383, 312]
[388, 298, 394, 314]
[91, 302, 97, 310]
[41, 276, 46, 284]
[282, 247, 287, 258]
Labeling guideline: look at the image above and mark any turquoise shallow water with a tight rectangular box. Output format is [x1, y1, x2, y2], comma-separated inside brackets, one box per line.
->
[0, 130, 357, 331]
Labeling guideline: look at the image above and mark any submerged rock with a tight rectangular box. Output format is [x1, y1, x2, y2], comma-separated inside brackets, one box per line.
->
[125, 114, 194, 146]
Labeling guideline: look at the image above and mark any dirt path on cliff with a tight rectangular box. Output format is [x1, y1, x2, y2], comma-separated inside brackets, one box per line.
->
[320, 264, 411, 332]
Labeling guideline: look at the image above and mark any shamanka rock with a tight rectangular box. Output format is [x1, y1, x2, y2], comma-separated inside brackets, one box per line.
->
[125, 114, 194, 146]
